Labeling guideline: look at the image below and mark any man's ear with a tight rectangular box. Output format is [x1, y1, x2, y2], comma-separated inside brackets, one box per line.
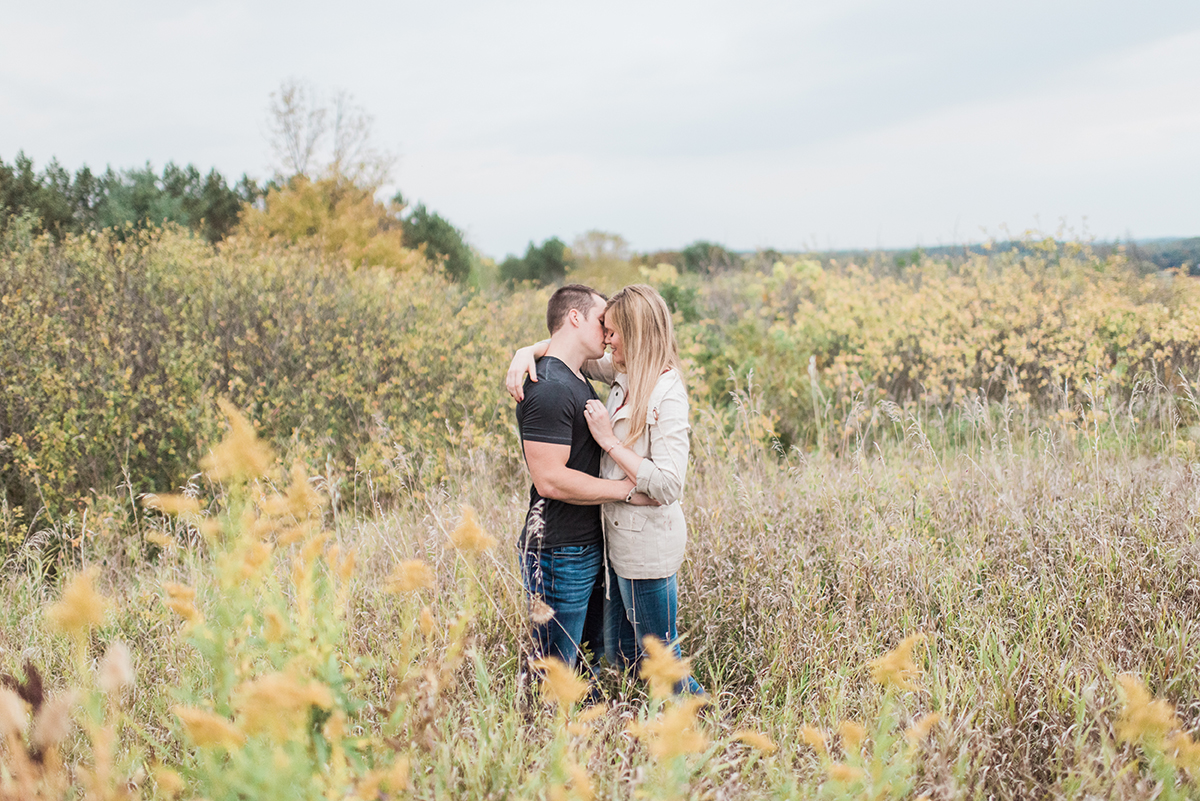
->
[567, 308, 581, 328]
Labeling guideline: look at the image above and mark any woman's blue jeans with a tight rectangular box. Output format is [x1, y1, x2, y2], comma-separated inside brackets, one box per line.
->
[521, 543, 605, 673]
[603, 564, 704, 695]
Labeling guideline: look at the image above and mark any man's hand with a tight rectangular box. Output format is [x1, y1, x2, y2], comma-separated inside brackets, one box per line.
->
[627, 491, 661, 507]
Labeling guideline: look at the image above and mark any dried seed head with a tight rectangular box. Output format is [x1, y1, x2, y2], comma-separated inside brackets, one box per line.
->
[386, 559, 435, 594]
[32, 692, 76, 750]
[529, 596, 556, 625]
[98, 641, 135, 696]
[46, 567, 108, 639]
[449, 506, 498, 553]
[162, 582, 203, 624]
[0, 688, 27, 737]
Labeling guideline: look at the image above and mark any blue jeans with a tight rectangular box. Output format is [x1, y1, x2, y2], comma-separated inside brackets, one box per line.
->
[521, 543, 606, 672]
[603, 564, 704, 695]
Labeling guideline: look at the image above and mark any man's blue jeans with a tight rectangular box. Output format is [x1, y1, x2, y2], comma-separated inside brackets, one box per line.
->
[603, 564, 704, 695]
[521, 543, 605, 672]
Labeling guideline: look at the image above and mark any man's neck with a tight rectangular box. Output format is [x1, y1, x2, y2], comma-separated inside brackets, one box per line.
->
[544, 336, 588, 378]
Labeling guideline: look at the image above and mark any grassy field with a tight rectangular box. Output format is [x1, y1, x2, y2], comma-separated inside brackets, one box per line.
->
[3, 393, 1200, 800]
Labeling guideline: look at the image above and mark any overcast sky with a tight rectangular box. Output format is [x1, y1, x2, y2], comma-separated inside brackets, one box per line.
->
[3, 1, 1198, 257]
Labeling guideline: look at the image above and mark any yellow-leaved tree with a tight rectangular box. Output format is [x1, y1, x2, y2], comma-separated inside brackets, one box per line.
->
[237, 79, 426, 272]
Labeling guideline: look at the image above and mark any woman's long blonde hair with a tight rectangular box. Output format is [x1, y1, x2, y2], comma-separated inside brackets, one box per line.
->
[605, 285, 683, 447]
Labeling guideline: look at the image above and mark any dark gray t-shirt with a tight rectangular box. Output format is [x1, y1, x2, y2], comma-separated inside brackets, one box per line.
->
[516, 356, 604, 550]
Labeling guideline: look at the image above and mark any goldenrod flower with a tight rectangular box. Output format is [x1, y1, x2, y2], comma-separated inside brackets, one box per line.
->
[630, 696, 709, 760]
[145, 531, 175, 548]
[200, 398, 274, 481]
[142, 493, 201, 516]
[1166, 730, 1200, 772]
[904, 712, 942, 745]
[568, 762, 594, 801]
[263, 607, 286, 642]
[419, 605, 436, 638]
[386, 559, 435, 594]
[261, 462, 322, 519]
[733, 729, 778, 754]
[233, 672, 334, 738]
[868, 633, 927, 691]
[838, 720, 866, 754]
[827, 762, 865, 782]
[46, 566, 108, 638]
[240, 541, 273, 579]
[530, 656, 588, 709]
[1115, 674, 1180, 745]
[800, 724, 828, 756]
[163, 582, 203, 624]
[639, 636, 692, 699]
[172, 705, 245, 749]
[153, 766, 185, 797]
[449, 505, 498, 552]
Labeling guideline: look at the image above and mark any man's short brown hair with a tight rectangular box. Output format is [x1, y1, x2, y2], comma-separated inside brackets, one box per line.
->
[546, 284, 606, 334]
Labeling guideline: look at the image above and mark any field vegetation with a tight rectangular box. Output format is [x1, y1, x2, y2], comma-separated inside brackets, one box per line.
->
[3, 98, 1200, 796]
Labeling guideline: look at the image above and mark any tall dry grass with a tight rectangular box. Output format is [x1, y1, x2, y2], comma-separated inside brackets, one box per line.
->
[1, 392, 1199, 798]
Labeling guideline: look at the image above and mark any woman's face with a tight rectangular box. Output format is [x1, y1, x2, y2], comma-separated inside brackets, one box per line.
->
[603, 316, 624, 366]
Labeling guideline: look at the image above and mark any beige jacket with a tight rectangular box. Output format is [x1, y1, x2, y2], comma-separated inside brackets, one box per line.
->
[584, 356, 690, 579]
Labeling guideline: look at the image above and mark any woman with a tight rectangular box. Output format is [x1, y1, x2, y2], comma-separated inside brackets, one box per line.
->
[507, 285, 703, 694]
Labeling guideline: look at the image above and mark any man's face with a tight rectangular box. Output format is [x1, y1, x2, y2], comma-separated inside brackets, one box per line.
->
[581, 296, 607, 359]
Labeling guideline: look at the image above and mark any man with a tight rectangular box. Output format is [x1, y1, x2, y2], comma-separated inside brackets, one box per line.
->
[515, 284, 638, 674]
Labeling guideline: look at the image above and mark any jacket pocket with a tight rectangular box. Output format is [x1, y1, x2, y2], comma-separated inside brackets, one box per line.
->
[608, 508, 647, 533]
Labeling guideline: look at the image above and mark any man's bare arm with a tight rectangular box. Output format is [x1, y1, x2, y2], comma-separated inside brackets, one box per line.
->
[523, 440, 633, 504]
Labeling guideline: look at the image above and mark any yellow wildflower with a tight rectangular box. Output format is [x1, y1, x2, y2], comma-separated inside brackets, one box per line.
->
[630, 696, 709, 760]
[733, 729, 778, 754]
[153, 766, 185, 797]
[828, 763, 865, 782]
[162, 582, 203, 624]
[904, 712, 942, 745]
[172, 705, 245, 749]
[386, 559, 435, 594]
[568, 762, 594, 801]
[449, 505, 498, 552]
[240, 541, 273, 578]
[263, 607, 286, 642]
[800, 724, 828, 756]
[46, 566, 108, 638]
[419, 605, 436, 638]
[868, 633, 927, 691]
[838, 720, 866, 754]
[200, 398, 274, 481]
[639, 636, 692, 699]
[1166, 730, 1200, 772]
[145, 531, 175, 548]
[1115, 674, 1180, 744]
[142, 493, 201, 516]
[530, 656, 588, 710]
[233, 672, 334, 738]
[261, 462, 322, 519]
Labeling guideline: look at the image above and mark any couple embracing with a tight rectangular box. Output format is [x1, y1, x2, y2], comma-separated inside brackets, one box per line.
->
[507, 283, 703, 698]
